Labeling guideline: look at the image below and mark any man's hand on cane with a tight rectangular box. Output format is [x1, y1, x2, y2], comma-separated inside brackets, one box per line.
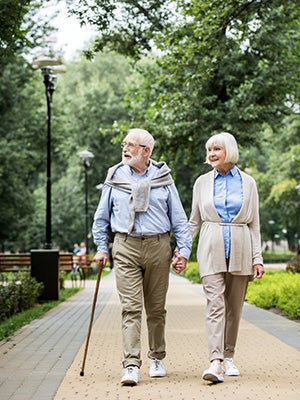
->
[93, 251, 108, 267]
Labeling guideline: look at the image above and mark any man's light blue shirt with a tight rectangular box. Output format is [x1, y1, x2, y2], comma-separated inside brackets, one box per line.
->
[93, 162, 192, 259]
[214, 166, 243, 258]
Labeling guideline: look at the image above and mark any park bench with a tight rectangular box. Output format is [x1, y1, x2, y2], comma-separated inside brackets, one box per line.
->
[0, 252, 93, 286]
[0, 253, 31, 272]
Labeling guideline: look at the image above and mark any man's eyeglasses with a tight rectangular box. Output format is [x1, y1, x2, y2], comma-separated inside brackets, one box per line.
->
[121, 142, 146, 149]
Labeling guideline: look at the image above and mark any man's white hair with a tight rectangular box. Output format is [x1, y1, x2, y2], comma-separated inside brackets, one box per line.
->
[127, 128, 155, 155]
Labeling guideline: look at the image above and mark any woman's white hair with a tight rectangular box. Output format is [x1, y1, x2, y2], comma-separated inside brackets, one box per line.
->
[127, 128, 155, 155]
[205, 131, 239, 164]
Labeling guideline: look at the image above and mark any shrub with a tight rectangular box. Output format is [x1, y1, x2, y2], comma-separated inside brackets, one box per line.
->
[276, 279, 300, 319]
[0, 284, 19, 320]
[59, 270, 67, 289]
[262, 250, 295, 263]
[246, 270, 300, 319]
[0, 274, 44, 322]
[182, 262, 201, 283]
[18, 274, 44, 311]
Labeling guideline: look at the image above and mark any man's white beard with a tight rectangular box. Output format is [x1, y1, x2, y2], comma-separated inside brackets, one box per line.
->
[122, 152, 143, 167]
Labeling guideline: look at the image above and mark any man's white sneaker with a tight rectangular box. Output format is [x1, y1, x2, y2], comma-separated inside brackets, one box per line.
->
[223, 357, 240, 376]
[149, 359, 166, 378]
[202, 361, 224, 383]
[121, 365, 139, 386]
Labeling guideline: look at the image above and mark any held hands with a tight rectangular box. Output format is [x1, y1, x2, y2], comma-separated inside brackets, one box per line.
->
[172, 250, 187, 274]
[253, 264, 265, 279]
[93, 251, 108, 268]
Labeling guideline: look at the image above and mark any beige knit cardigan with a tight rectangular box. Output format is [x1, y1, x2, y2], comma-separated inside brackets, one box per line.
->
[189, 168, 263, 278]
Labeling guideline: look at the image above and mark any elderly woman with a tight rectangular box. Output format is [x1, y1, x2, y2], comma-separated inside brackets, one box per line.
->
[189, 132, 264, 383]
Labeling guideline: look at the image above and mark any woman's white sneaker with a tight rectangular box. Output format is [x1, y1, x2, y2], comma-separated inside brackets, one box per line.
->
[223, 357, 240, 376]
[202, 361, 224, 383]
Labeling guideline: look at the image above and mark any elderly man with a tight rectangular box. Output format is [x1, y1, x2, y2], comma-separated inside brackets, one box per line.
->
[92, 128, 191, 386]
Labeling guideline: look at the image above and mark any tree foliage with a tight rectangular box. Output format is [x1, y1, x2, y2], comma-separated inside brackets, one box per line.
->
[0, 0, 61, 250]
[71, 3, 299, 152]
[127, 1, 299, 157]
[67, 0, 175, 59]
[0, 0, 299, 251]
[0, 0, 49, 59]
[0, 55, 47, 250]
[71, 0, 300, 245]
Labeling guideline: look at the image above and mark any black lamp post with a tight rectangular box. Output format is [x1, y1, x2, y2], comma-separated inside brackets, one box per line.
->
[30, 56, 65, 301]
[32, 56, 65, 248]
[78, 150, 94, 255]
[43, 66, 55, 249]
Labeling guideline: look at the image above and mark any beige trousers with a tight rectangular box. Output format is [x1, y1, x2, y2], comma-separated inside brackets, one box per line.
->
[202, 272, 249, 361]
[112, 233, 171, 368]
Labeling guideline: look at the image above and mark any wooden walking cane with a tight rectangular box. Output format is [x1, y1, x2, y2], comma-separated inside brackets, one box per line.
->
[80, 261, 104, 376]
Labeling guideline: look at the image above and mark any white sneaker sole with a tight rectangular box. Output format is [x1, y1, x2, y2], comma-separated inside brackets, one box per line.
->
[224, 370, 240, 376]
[202, 372, 224, 383]
[149, 371, 166, 378]
[121, 378, 138, 386]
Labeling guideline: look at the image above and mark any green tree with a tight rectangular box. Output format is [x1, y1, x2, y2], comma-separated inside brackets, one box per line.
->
[67, 0, 174, 59]
[0, 0, 50, 59]
[0, 0, 60, 250]
[71, 2, 299, 203]
[127, 1, 299, 155]
[0, 56, 47, 251]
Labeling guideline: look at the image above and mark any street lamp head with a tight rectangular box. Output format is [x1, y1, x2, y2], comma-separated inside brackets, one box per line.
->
[78, 150, 94, 168]
[78, 150, 95, 160]
[32, 55, 63, 67]
[32, 55, 65, 101]
[40, 67, 57, 96]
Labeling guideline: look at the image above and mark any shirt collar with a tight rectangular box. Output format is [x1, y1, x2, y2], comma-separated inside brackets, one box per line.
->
[129, 160, 151, 177]
[214, 165, 238, 178]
